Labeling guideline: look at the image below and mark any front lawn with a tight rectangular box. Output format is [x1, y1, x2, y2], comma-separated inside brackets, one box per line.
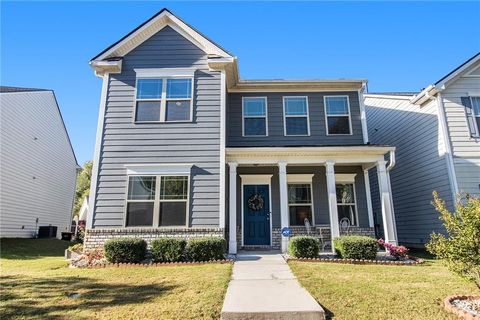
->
[0, 238, 232, 319]
[289, 251, 479, 320]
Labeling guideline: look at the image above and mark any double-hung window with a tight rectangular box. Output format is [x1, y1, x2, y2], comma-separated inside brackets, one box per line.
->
[471, 97, 480, 134]
[283, 97, 310, 136]
[126, 175, 189, 227]
[336, 183, 357, 226]
[135, 77, 192, 122]
[242, 97, 268, 136]
[324, 96, 352, 135]
[287, 175, 314, 226]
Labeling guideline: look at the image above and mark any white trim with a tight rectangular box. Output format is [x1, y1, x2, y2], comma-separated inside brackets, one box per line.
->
[364, 170, 374, 228]
[325, 162, 340, 245]
[87, 73, 109, 230]
[228, 162, 238, 254]
[287, 174, 314, 183]
[436, 93, 459, 203]
[240, 174, 273, 247]
[124, 163, 193, 175]
[134, 68, 196, 78]
[324, 95, 353, 136]
[242, 96, 268, 137]
[278, 162, 289, 253]
[334, 173, 357, 183]
[358, 89, 369, 143]
[219, 70, 226, 229]
[282, 96, 311, 136]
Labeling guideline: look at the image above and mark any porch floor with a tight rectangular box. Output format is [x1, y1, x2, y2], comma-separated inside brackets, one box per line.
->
[221, 252, 325, 320]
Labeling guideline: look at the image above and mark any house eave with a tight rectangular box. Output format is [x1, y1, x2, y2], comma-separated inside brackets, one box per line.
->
[90, 59, 123, 77]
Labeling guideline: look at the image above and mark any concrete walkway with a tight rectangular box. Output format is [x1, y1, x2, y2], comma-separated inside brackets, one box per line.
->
[221, 252, 325, 320]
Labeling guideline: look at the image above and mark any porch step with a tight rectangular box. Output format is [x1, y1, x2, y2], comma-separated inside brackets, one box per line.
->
[221, 253, 325, 320]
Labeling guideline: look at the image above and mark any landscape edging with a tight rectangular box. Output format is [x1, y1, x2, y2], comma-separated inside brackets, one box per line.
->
[71, 259, 234, 269]
[286, 255, 424, 266]
[444, 295, 480, 320]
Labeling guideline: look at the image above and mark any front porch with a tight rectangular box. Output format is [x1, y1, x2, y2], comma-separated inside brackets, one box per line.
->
[226, 146, 398, 254]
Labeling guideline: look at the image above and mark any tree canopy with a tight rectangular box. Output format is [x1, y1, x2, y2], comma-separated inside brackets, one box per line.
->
[73, 161, 92, 217]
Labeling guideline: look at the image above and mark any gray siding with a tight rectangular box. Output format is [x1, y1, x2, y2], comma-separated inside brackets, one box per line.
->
[92, 26, 221, 228]
[365, 95, 454, 246]
[235, 165, 370, 230]
[227, 91, 364, 147]
[0, 91, 78, 237]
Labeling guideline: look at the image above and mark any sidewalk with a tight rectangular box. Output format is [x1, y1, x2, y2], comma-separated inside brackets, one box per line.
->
[221, 252, 325, 320]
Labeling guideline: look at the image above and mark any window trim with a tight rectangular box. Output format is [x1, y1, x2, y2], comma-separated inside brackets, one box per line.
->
[133, 76, 194, 124]
[124, 174, 190, 228]
[469, 96, 480, 134]
[242, 96, 269, 137]
[324, 95, 353, 136]
[283, 96, 311, 136]
[287, 174, 315, 226]
[335, 180, 359, 227]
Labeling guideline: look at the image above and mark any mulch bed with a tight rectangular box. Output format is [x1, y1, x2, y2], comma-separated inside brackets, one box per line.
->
[444, 295, 480, 320]
[286, 255, 424, 266]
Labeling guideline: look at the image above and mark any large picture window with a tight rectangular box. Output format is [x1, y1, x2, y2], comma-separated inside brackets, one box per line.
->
[126, 175, 189, 227]
[324, 96, 351, 135]
[242, 97, 268, 136]
[288, 183, 313, 226]
[135, 77, 192, 122]
[283, 97, 310, 136]
[336, 183, 357, 226]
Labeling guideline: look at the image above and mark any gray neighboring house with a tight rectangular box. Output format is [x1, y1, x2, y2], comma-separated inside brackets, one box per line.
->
[0, 86, 79, 238]
[365, 53, 480, 247]
[85, 8, 399, 253]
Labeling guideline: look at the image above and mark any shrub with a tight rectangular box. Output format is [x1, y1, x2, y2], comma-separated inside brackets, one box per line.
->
[68, 243, 83, 252]
[426, 192, 480, 289]
[378, 239, 408, 259]
[104, 238, 147, 263]
[288, 236, 319, 258]
[333, 236, 378, 260]
[151, 238, 187, 262]
[186, 237, 226, 261]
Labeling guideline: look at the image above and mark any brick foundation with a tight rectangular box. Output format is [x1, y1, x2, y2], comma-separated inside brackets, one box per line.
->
[84, 227, 224, 252]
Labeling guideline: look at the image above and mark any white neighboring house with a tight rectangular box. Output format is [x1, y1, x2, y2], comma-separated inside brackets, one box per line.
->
[0, 86, 79, 238]
[365, 52, 480, 247]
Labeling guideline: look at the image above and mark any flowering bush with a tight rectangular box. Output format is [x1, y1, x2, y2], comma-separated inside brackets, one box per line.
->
[378, 239, 408, 259]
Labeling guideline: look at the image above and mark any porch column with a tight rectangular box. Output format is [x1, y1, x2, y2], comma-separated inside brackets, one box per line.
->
[363, 169, 374, 228]
[278, 161, 289, 253]
[228, 162, 238, 254]
[376, 160, 398, 245]
[325, 162, 340, 240]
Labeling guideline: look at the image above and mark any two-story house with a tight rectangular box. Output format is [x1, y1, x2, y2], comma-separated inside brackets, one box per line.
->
[366, 53, 480, 247]
[85, 8, 398, 254]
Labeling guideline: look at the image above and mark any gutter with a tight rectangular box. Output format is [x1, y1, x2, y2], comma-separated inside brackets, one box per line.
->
[410, 85, 439, 105]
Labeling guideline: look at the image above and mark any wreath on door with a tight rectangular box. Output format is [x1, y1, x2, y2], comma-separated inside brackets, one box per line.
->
[248, 194, 264, 211]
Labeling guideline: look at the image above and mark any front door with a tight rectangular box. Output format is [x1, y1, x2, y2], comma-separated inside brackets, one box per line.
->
[243, 184, 270, 245]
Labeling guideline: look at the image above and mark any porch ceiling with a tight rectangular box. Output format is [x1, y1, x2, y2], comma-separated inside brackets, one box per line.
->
[226, 145, 395, 166]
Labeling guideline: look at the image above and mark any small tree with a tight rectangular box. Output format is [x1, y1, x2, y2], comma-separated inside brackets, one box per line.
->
[73, 161, 92, 215]
[426, 192, 480, 289]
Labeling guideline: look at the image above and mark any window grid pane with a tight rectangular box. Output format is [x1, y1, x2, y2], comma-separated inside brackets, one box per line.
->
[472, 97, 480, 116]
[137, 79, 162, 99]
[166, 78, 192, 99]
[159, 202, 187, 226]
[244, 118, 266, 136]
[325, 97, 349, 115]
[288, 184, 312, 204]
[336, 184, 354, 204]
[128, 176, 156, 200]
[136, 101, 161, 122]
[243, 98, 266, 116]
[327, 116, 350, 134]
[126, 202, 154, 226]
[165, 100, 190, 121]
[289, 205, 312, 226]
[285, 97, 307, 115]
[286, 117, 308, 135]
[160, 176, 188, 200]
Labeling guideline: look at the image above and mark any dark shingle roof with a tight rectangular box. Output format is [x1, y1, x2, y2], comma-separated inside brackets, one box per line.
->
[0, 86, 49, 93]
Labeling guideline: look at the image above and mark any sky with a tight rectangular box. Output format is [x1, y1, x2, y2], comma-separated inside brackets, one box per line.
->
[1, 1, 479, 165]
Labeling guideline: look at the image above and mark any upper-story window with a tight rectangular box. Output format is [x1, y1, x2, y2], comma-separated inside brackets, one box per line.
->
[242, 97, 268, 136]
[135, 77, 193, 122]
[283, 97, 310, 136]
[324, 96, 352, 135]
[471, 97, 480, 134]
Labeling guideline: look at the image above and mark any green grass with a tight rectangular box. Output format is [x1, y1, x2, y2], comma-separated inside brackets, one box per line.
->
[0, 238, 232, 319]
[289, 252, 479, 320]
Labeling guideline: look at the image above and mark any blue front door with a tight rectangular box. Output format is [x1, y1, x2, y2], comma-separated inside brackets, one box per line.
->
[243, 184, 270, 245]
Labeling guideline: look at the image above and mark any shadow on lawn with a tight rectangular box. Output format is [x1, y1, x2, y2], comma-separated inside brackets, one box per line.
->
[0, 238, 71, 260]
[0, 274, 175, 319]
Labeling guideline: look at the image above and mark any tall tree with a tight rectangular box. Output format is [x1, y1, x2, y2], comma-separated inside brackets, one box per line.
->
[73, 161, 93, 217]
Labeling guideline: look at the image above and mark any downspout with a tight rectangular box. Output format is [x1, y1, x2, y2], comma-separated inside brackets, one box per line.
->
[386, 150, 398, 242]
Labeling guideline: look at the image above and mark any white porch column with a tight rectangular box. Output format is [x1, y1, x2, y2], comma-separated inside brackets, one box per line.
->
[228, 162, 238, 254]
[377, 160, 398, 245]
[325, 162, 340, 241]
[363, 169, 374, 228]
[278, 161, 289, 253]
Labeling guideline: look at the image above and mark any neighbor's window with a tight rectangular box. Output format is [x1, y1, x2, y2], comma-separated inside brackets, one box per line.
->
[472, 97, 480, 133]
[288, 184, 313, 226]
[325, 96, 351, 134]
[336, 183, 357, 226]
[135, 78, 192, 122]
[284, 97, 310, 136]
[126, 175, 188, 227]
[243, 97, 267, 136]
